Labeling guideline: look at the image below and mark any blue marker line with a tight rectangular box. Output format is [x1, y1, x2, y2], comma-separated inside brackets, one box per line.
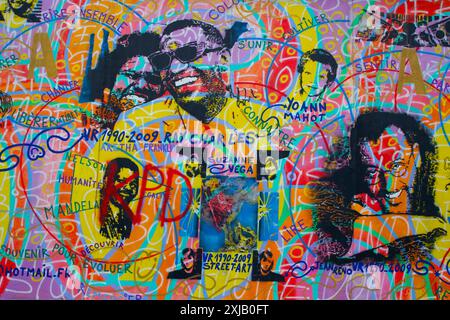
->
[438, 62, 450, 145]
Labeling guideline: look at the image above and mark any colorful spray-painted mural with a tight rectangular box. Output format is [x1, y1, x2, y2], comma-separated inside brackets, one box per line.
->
[0, 0, 449, 300]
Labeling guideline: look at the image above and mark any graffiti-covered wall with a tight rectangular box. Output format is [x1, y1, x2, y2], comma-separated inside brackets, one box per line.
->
[0, 0, 449, 300]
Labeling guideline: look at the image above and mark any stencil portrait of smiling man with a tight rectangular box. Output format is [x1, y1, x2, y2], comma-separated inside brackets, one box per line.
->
[312, 111, 447, 264]
[154, 19, 235, 124]
[0, 0, 41, 22]
[167, 248, 203, 280]
[297, 48, 338, 101]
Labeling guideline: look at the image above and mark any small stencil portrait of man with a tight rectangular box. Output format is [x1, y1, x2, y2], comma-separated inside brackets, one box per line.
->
[251, 250, 285, 282]
[167, 248, 203, 280]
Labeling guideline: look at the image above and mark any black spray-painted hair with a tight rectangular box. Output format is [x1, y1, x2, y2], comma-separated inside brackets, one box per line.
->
[347, 111, 439, 217]
[162, 19, 225, 47]
[312, 111, 442, 263]
[103, 157, 139, 183]
[297, 48, 338, 84]
[101, 31, 161, 90]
